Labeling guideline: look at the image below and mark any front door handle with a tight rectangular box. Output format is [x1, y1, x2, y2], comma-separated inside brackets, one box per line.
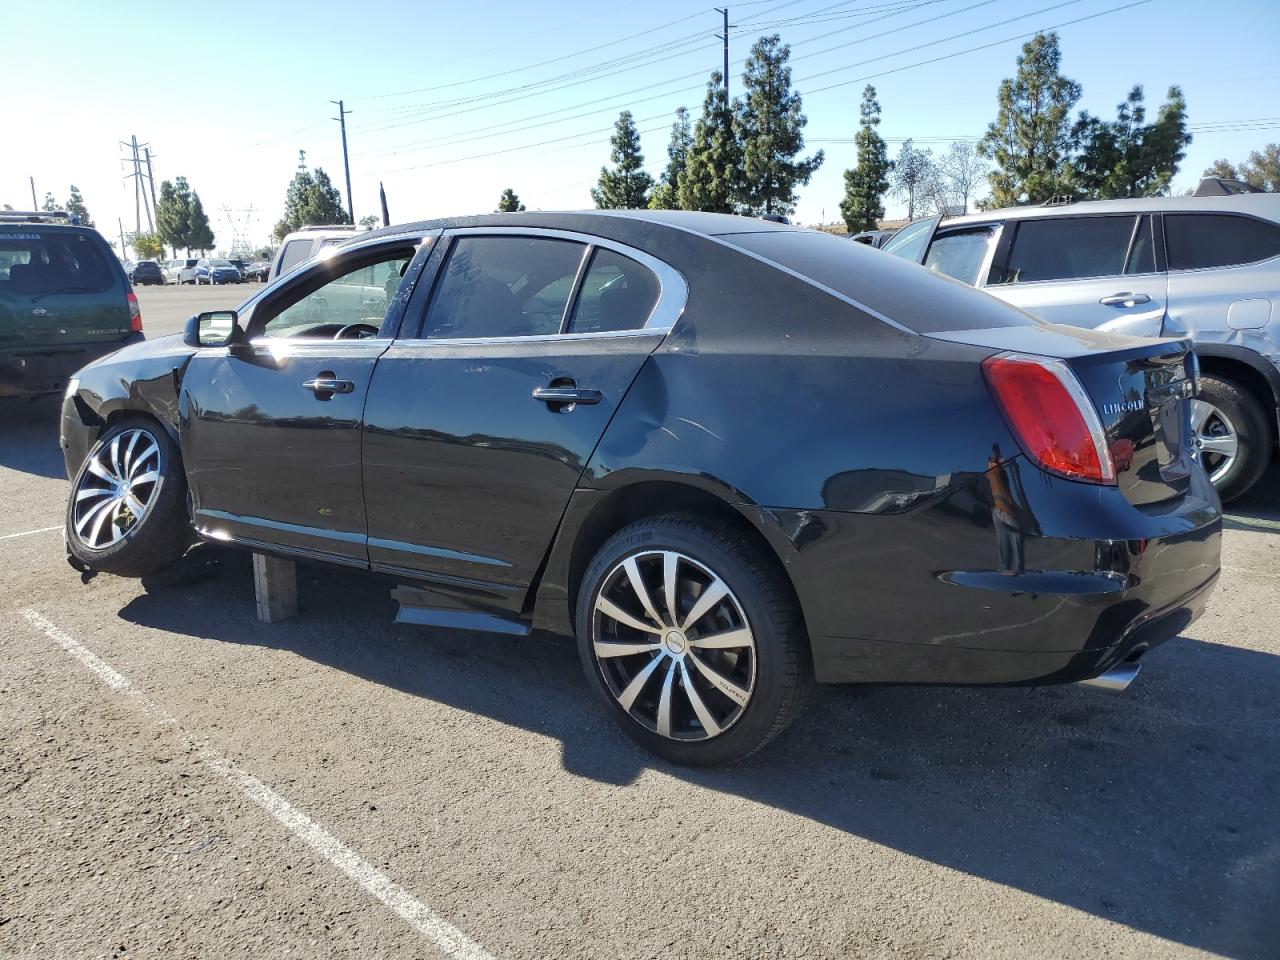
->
[303, 375, 355, 398]
[1099, 292, 1152, 307]
[532, 385, 602, 406]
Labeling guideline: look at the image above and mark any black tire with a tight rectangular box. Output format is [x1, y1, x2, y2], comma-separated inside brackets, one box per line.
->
[575, 514, 812, 766]
[65, 416, 192, 577]
[1196, 374, 1271, 503]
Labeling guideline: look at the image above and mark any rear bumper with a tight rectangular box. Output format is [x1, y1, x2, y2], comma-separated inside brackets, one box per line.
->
[0, 337, 140, 399]
[769, 458, 1223, 685]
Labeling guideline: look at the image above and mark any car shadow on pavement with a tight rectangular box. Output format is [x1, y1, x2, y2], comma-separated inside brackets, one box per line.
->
[1223, 459, 1280, 531]
[117, 543, 1279, 960]
[0, 398, 66, 479]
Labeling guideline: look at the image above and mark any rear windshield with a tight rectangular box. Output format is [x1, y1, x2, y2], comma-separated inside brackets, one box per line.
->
[0, 230, 115, 296]
[729, 229, 1030, 333]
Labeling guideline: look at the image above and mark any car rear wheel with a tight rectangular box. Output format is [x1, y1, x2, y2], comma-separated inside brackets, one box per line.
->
[576, 514, 811, 766]
[66, 417, 192, 577]
[1192, 375, 1271, 502]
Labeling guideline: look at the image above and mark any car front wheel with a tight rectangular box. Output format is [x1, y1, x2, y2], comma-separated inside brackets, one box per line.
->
[576, 514, 811, 765]
[65, 417, 192, 577]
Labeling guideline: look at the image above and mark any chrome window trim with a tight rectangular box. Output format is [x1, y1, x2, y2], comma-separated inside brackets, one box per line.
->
[402, 225, 688, 343]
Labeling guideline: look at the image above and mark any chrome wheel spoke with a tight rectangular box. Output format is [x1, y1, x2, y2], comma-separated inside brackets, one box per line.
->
[593, 639, 661, 658]
[623, 556, 664, 628]
[123, 492, 147, 519]
[679, 661, 721, 737]
[108, 435, 123, 478]
[75, 486, 113, 503]
[662, 551, 680, 627]
[121, 430, 141, 477]
[596, 595, 662, 635]
[129, 443, 159, 478]
[688, 651, 751, 708]
[87, 497, 118, 546]
[86, 458, 117, 484]
[71, 428, 161, 550]
[690, 627, 753, 650]
[75, 495, 116, 536]
[680, 577, 728, 631]
[616, 654, 665, 712]
[655, 661, 676, 738]
[1189, 399, 1213, 433]
[130, 470, 159, 488]
[1200, 434, 1237, 458]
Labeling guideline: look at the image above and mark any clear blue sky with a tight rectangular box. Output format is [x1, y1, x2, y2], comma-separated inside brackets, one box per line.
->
[3, 0, 1277, 251]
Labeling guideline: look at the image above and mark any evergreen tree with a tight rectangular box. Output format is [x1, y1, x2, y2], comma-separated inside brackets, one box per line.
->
[839, 85, 892, 232]
[187, 194, 215, 253]
[891, 140, 934, 219]
[735, 35, 823, 216]
[155, 178, 192, 257]
[132, 233, 165, 261]
[679, 72, 742, 214]
[1073, 85, 1190, 198]
[274, 151, 351, 240]
[1203, 158, 1239, 180]
[41, 192, 57, 212]
[65, 185, 93, 226]
[592, 111, 654, 209]
[1202, 145, 1280, 191]
[979, 32, 1081, 205]
[649, 107, 693, 210]
[496, 188, 526, 212]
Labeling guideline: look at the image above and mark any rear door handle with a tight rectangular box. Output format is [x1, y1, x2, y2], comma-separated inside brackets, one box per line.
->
[532, 386, 601, 406]
[303, 377, 355, 397]
[1099, 292, 1151, 307]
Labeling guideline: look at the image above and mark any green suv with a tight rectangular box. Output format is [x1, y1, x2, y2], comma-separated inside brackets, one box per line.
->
[1, 211, 142, 399]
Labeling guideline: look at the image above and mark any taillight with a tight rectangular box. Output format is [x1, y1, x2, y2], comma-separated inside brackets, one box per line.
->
[127, 291, 142, 333]
[982, 352, 1115, 484]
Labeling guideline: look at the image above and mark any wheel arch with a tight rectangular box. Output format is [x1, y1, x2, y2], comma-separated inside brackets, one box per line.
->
[533, 475, 808, 646]
[1195, 345, 1280, 448]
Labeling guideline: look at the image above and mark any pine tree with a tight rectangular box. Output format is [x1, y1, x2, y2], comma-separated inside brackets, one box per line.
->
[187, 194, 215, 253]
[679, 72, 742, 214]
[649, 107, 694, 210]
[274, 152, 351, 240]
[839, 85, 892, 232]
[496, 188, 526, 212]
[155, 178, 192, 257]
[1240, 144, 1280, 191]
[979, 32, 1081, 205]
[65, 185, 93, 226]
[735, 35, 823, 216]
[592, 111, 654, 209]
[41, 192, 57, 212]
[1073, 86, 1191, 199]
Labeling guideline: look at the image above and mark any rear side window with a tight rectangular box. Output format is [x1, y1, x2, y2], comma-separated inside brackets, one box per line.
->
[923, 226, 997, 285]
[0, 231, 114, 295]
[422, 236, 585, 339]
[278, 239, 313, 275]
[567, 248, 660, 333]
[1165, 213, 1280, 270]
[1000, 216, 1136, 283]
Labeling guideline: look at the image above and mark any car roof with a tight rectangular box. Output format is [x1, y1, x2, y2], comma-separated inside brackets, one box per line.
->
[938, 192, 1280, 227]
[353, 209, 796, 246]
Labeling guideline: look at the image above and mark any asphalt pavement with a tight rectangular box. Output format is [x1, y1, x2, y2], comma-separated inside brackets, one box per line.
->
[1, 345, 1277, 958]
[134, 282, 259, 339]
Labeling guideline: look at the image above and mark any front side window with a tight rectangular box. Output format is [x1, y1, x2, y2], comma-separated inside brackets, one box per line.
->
[278, 239, 313, 275]
[567, 248, 660, 333]
[421, 236, 585, 339]
[258, 252, 412, 339]
[881, 217, 936, 262]
[923, 226, 997, 286]
[1000, 216, 1137, 284]
[1165, 213, 1280, 270]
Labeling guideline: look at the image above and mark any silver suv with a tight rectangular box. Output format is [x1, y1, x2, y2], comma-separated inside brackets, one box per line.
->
[884, 192, 1280, 501]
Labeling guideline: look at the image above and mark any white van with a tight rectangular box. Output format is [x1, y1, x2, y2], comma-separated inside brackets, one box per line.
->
[164, 258, 199, 284]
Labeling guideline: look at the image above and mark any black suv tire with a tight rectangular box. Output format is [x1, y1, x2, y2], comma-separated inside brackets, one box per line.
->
[1196, 374, 1271, 503]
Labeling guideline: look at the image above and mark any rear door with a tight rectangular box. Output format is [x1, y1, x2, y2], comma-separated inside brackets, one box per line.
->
[983, 213, 1168, 336]
[180, 236, 429, 564]
[361, 228, 685, 611]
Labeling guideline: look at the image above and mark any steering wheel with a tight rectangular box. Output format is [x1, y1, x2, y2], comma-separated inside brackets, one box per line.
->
[333, 323, 380, 340]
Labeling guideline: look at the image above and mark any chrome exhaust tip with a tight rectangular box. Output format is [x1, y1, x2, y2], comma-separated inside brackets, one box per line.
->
[1078, 661, 1141, 693]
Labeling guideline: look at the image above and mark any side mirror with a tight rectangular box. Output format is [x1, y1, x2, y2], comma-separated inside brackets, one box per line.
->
[184, 310, 242, 348]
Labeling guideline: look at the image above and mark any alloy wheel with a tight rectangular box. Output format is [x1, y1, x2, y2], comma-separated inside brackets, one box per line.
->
[591, 550, 756, 742]
[71, 428, 161, 549]
[1190, 399, 1238, 484]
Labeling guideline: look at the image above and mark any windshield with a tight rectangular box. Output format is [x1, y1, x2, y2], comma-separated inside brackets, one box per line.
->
[0, 230, 114, 295]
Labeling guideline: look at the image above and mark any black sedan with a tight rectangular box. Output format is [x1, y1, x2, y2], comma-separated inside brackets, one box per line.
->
[129, 259, 165, 285]
[59, 211, 1222, 765]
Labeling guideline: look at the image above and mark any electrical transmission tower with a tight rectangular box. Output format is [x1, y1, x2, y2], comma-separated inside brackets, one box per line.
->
[221, 204, 258, 256]
[120, 136, 156, 235]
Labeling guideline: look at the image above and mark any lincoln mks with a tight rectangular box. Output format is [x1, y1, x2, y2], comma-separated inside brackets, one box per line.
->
[60, 211, 1222, 764]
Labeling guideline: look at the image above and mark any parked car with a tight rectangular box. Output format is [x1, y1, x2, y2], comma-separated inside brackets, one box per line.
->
[227, 258, 249, 280]
[60, 211, 1221, 765]
[0, 210, 142, 399]
[244, 261, 270, 282]
[849, 228, 898, 248]
[130, 260, 164, 285]
[164, 258, 199, 285]
[269, 225, 361, 280]
[882, 189, 1280, 501]
[194, 258, 242, 285]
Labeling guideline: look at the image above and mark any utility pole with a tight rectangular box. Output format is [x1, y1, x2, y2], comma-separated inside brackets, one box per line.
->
[143, 146, 159, 220]
[118, 218, 127, 260]
[714, 7, 730, 99]
[29, 177, 37, 209]
[332, 100, 354, 223]
[120, 136, 154, 234]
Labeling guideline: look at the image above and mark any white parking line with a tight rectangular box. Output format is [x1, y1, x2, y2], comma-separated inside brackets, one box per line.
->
[0, 525, 61, 541]
[21, 608, 495, 960]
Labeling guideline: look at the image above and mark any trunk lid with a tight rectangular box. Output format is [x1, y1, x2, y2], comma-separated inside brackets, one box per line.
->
[929, 321, 1197, 505]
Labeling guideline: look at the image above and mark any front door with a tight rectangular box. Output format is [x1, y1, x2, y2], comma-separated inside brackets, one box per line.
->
[362, 230, 681, 612]
[180, 239, 425, 564]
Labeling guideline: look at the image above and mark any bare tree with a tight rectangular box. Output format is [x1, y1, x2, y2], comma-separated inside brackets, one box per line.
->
[938, 141, 989, 212]
[891, 139, 934, 219]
